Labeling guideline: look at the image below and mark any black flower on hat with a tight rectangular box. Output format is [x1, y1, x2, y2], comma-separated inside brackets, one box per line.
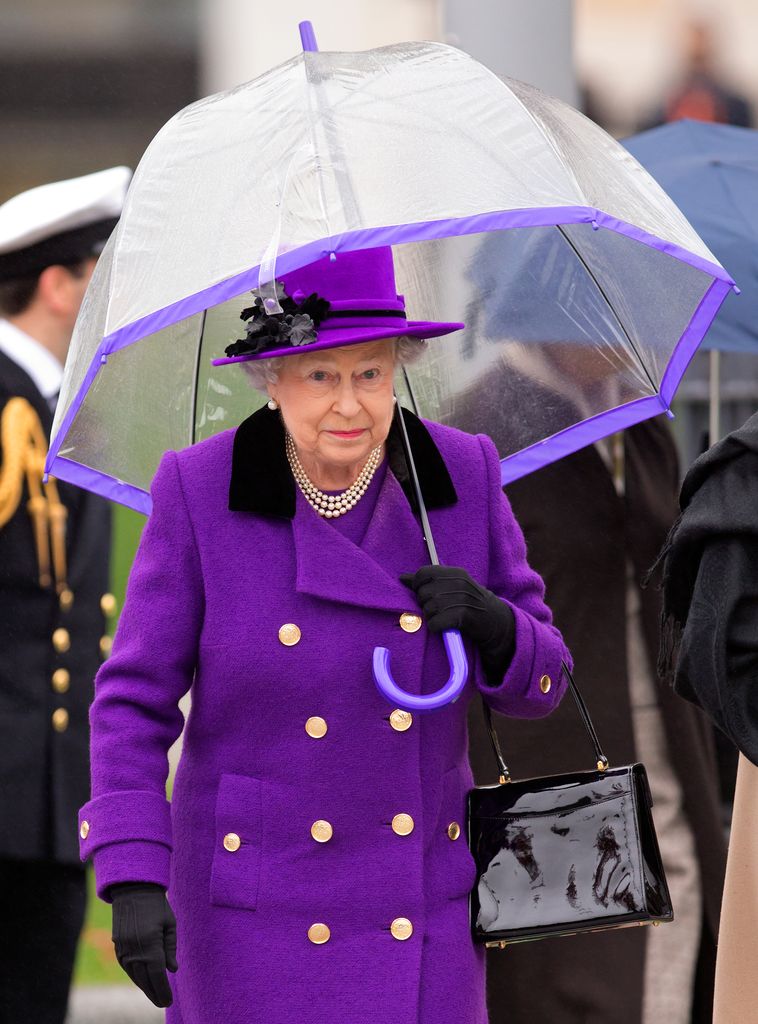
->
[224, 283, 331, 358]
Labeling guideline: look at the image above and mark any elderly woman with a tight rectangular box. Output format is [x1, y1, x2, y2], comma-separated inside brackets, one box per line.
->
[78, 246, 570, 1024]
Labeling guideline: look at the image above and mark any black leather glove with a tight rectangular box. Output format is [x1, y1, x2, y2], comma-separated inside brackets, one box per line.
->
[400, 565, 515, 686]
[109, 882, 178, 1008]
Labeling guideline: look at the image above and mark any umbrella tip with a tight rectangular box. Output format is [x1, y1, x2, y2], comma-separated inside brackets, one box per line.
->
[299, 21, 318, 52]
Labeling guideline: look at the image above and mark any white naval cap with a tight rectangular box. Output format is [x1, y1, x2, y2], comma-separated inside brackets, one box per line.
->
[0, 166, 131, 283]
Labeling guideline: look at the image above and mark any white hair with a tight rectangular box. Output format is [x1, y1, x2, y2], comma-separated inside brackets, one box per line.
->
[240, 335, 427, 394]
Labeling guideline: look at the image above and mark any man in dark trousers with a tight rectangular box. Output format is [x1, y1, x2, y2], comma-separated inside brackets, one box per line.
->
[0, 167, 128, 1024]
[467, 419, 726, 1024]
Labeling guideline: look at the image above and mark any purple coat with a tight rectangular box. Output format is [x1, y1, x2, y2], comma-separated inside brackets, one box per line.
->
[79, 409, 569, 1024]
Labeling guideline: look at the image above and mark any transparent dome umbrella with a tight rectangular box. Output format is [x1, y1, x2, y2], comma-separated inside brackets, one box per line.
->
[46, 25, 734, 707]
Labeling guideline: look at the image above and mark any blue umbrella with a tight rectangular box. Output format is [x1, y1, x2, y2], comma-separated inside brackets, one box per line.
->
[623, 119, 758, 354]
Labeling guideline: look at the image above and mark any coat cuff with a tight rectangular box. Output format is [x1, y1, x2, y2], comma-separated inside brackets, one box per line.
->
[78, 790, 172, 862]
[92, 841, 173, 901]
[476, 602, 566, 718]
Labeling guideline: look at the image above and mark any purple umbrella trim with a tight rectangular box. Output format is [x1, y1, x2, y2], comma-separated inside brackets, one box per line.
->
[45, 206, 734, 511]
[48, 455, 152, 514]
[660, 277, 732, 404]
[97, 207, 733, 359]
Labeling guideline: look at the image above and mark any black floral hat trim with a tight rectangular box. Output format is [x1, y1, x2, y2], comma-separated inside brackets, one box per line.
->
[224, 281, 332, 358]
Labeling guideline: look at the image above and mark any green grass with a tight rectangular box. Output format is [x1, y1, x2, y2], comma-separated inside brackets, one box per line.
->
[110, 503, 146, 612]
[74, 869, 126, 986]
[74, 503, 146, 986]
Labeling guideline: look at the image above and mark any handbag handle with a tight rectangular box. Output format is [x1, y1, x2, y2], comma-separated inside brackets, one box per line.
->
[481, 660, 609, 784]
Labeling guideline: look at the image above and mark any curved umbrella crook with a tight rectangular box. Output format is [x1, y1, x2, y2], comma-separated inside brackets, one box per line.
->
[372, 398, 469, 710]
[373, 630, 468, 711]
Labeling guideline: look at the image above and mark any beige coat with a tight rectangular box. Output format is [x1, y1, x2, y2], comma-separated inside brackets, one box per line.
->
[713, 755, 758, 1023]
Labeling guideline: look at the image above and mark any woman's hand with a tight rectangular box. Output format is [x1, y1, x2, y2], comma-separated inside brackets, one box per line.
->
[400, 565, 515, 686]
[109, 882, 178, 1008]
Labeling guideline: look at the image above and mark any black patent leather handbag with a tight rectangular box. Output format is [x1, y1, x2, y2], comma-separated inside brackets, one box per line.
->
[468, 662, 674, 948]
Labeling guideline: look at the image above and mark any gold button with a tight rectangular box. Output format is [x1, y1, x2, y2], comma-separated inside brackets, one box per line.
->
[305, 716, 327, 739]
[52, 668, 70, 694]
[52, 628, 70, 653]
[389, 709, 413, 732]
[307, 923, 330, 944]
[540, 674, 552, 694]
[100, 593, 118, 616]
[447, 822, 461, 841]
[223, 832, 241, 852]
[399, 613, 422, 633]
[99, 635, 113, 658]
[52, 708, 69, 732]
[311, 820, 333, 843]
[80, 820, 90, 840]
[391, 813, 415, 836]
[278, 623, 301, 646]
[390, 917, 413, 941]
[59, 588, 74, 612]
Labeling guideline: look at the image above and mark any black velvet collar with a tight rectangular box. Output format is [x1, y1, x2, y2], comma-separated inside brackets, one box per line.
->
[229, 404, 457, 518]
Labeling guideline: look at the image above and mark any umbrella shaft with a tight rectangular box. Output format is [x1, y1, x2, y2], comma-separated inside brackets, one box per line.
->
[394, 399, 439, 566]
[709, 349, 721, 445]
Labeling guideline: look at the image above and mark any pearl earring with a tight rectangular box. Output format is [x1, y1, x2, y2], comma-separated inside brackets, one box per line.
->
[267, 399, 279, 411]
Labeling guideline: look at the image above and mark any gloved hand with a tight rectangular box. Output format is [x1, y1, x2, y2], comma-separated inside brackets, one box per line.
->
[400, 565, 515, 686]
[109, 882, 178, 1008]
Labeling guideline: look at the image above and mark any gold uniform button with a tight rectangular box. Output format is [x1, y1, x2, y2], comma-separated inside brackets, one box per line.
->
[52, 628, 70, 653]
[539, 674, 552, 694]
[391, 813, 415, 836]
[399, 613, 422, 633]
[80, 820, 90, 840]
[223, 832, 241, 852]
[311, 820, 333, 843]
[100, 593, 118, 616]
[390, 917, 413, 941]
[99, 635, 113, 658]
[52, 668, 70, 694]
[52, 708, 69, 732]
[308, 923, 330, 944]
[278, 623, 302, 646]
[447, 822, 462, 841]
[389, 709, 413, 732]
[59, 588, 74, 612]
[305, 716, 327, 739]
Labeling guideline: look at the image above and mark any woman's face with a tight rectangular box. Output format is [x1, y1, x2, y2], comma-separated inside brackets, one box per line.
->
[268, 338, 397, 474]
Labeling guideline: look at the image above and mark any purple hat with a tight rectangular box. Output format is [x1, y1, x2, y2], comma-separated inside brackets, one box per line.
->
[212, 246, 464, 365]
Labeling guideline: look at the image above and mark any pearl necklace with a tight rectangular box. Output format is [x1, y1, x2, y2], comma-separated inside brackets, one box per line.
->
[285, 433, 382, 518]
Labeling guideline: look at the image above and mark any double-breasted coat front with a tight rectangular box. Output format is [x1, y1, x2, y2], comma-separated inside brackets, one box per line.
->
[79, 407, 570, 1024]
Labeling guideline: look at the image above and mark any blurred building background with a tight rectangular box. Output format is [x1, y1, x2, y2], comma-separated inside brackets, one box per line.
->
[1, 0, 756, 1016]
[576, 0, 757, 137]
[0, 0, 197, 199]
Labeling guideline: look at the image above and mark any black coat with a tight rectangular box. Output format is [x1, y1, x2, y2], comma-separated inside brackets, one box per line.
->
[467, 419, 726, 1024]
[660, 410, 758, 766]
[0, 350, 111, 865]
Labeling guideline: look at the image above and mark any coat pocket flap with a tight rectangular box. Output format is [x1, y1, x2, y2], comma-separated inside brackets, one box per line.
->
[210, 773, 262, 910]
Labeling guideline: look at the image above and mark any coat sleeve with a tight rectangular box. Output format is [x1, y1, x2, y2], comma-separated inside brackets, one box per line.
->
[475, 433, 571, 717]
[77, 451, 204, 899]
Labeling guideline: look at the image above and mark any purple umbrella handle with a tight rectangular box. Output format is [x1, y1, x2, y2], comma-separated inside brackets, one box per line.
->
[372, 629, 468, 711]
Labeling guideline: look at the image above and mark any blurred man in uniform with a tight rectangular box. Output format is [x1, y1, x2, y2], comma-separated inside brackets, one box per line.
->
[0, 167, 129, 1024]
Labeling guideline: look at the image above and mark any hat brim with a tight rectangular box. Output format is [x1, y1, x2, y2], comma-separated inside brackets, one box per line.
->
[211, 320, 465, 366]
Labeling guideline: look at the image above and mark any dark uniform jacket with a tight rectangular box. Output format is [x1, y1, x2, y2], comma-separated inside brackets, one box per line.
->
[0, 349, 111, 865]
[467, 418, 727, 1024]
